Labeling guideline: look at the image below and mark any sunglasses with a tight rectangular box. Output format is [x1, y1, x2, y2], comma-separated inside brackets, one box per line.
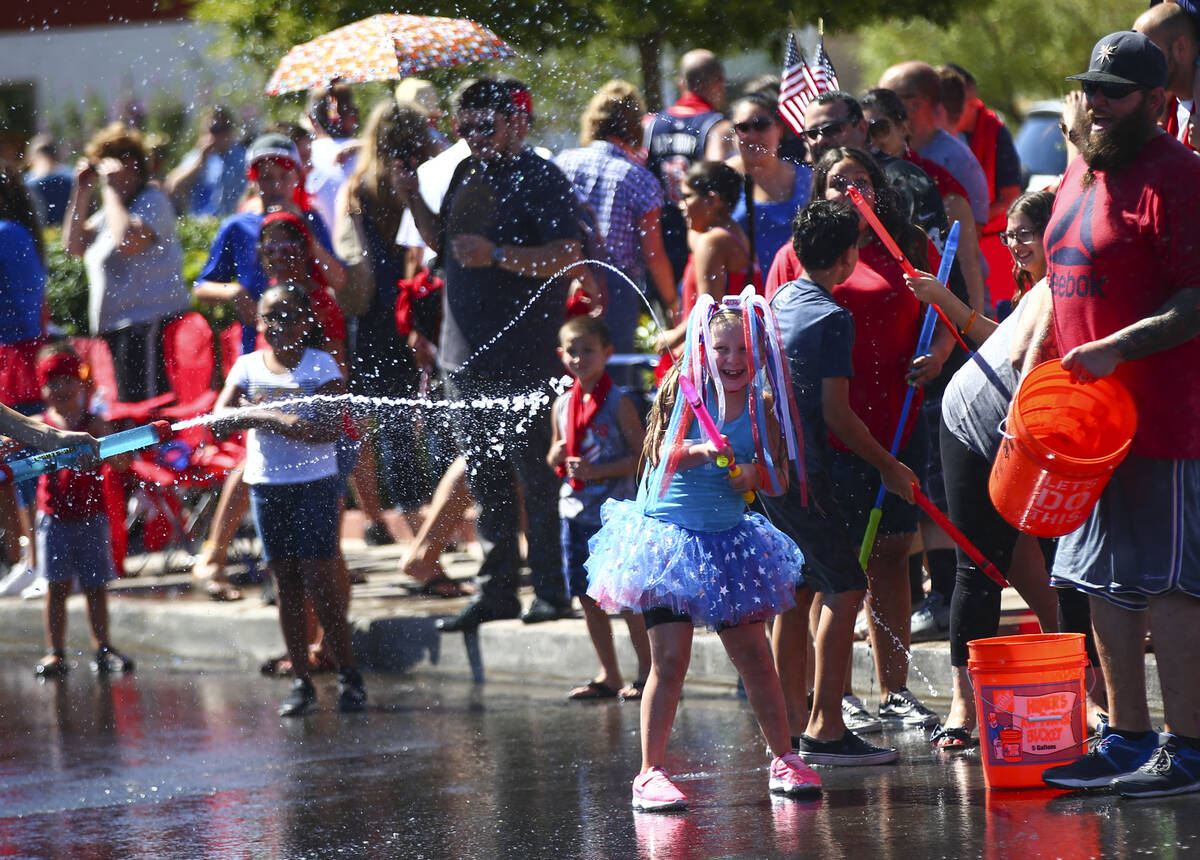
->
[828, 174, 873, 195]
[261, 240, 304, 256]
[802, 119, 849, 141]
[999, 228, 1039, 247]
[868, 117, 895, 137]
[458, 119, 497, 138]
[262, 310, 305, 326]
[734, 115, 775, 134]
[1081, 80, 1143, 101]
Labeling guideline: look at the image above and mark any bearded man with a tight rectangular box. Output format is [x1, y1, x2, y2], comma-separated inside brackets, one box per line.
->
[1036, 31, 1200, 798]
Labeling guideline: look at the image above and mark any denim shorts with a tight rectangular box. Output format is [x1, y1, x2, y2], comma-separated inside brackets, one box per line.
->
[830, 415, 930, 543]
[760, 469, 869, 595]
[561, 516, 601, 600]
[35, 514, 116, 589]
[249, 475, 341, 562]
[336, 435, 361, 494]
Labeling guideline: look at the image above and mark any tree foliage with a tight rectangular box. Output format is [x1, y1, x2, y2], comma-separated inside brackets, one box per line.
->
[192, 0, 966, 114]
[854, 0, 1147, 120]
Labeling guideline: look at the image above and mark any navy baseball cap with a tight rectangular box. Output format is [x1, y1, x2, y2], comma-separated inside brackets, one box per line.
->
[1067, 31, 1168, 88]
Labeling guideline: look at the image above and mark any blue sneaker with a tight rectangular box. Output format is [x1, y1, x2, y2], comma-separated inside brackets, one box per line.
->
[1112, 735, 1200, 798]
[1042, 724, 1160, 790]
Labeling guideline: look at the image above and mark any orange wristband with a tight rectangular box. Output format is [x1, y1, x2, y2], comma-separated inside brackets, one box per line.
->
[961, 309, 979, 337]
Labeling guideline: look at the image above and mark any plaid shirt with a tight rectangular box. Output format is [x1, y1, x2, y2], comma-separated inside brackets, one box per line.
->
[555, 142, 664, 280]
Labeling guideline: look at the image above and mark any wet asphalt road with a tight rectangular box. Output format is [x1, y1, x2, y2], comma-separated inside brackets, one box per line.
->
[0, 654, 1196, 860]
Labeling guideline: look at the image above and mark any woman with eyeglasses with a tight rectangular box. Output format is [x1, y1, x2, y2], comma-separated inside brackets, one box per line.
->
[801, 146, 954, 730]
[725, 93, 812, 276]
[905, 189, 1099, 748]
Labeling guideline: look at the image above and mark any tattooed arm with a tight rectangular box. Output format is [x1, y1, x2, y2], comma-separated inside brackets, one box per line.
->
[1061, 288, 1200, 382]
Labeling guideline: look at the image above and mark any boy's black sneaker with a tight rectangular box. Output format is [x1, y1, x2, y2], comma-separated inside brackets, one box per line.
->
[338, 668, 368, 713]
[795, 731, 900, 766]
[92, 646, 135, 675]
[279, 678, 317, 717]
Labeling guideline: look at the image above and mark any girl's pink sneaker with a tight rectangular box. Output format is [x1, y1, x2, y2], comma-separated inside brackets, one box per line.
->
[632, 767, 688, 811]
[768, 753, 822, 796]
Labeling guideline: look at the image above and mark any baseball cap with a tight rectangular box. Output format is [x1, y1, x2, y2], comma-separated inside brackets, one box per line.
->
[245, 133, 300, 171]
[1067, 30, 1168, 89]
[36, 351, 82, 388]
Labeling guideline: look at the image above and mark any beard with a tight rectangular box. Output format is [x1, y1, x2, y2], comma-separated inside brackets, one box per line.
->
[1080, 96, 1158, 175]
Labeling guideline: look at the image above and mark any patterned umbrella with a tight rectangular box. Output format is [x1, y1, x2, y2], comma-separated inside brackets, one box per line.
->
[265, 14, 516, 96]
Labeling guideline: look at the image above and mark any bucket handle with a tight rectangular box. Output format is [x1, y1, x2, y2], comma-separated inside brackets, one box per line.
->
[998, 415, 1014, 440]
[968, 659, 1095, 722]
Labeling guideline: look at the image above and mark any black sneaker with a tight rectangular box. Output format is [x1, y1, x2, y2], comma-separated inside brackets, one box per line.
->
[521, 597, 572, 625]
[278, 678, 317, 717]
[363, 522, 396, 546]
[92, 646, 134, 675]
[1111, 735, 1200, 798]
[437, 597, 522, 632]
[338, 668, 368, 713]
[796, 731, 900, 766]
[1042, 724, 1160, 790]
[878, 688, 940, 728]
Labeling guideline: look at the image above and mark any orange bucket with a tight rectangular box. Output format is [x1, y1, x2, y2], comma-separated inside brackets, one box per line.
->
[989, 359, 1136, 537]
[968, 633, 1088, 790]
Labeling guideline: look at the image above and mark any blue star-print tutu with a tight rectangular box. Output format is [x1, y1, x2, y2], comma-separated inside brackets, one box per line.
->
[584, 499, 805, 629]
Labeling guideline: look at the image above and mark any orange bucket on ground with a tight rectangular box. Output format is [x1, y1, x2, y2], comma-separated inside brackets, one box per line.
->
[968, 633, 1088, 790]
[989, 359, 1136, 537]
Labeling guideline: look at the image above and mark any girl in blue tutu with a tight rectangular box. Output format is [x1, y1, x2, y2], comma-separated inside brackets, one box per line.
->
[587, 287, 819, 811]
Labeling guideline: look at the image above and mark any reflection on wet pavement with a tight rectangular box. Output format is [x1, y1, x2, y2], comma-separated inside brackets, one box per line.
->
[0, 656, 1196, 858]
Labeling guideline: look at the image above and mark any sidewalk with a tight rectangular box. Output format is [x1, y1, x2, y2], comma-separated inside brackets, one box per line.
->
[0, 524, 1162, 709]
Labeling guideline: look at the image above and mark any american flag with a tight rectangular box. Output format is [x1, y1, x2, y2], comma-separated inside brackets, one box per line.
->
[778, 31, 818, 134]
[813, 36, 840, 92]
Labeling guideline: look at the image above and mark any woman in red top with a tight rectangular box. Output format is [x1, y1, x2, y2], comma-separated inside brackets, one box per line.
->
[813, 145, 956, 726]
[657, 161, 760, 353]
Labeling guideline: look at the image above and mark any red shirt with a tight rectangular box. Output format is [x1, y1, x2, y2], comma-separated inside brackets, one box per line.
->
[1047, 135, 1200, 458]
[37, 411, 106, 520]
[828, 243, 923, 453]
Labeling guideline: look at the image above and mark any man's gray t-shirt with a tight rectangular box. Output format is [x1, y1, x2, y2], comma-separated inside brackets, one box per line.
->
[919, 128, 990, 224]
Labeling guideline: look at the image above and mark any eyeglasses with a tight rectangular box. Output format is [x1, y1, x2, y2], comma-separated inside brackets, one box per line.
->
[802, 119, 849, 141]
[1081, 80, 1143, 101]
[999, 228, 1039, 247]
[733, 115, 775, 134]
[458, 119, 497, 138]
[868, 117, 895, 137]
[828, 174, 873, 195]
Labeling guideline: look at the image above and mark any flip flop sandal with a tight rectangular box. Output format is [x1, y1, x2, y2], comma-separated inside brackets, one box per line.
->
[619, 680, 646, 701]
[417, 574, 473, 599]
[567, 680, 620, 700]
[929, 725, 978, 749]
[206, 580, 243, 602]
[35, 651, 68, 678]
[260, 655, 294, 677]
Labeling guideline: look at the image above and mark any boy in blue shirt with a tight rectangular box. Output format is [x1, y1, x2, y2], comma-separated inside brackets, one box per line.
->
[764, 199, 916, 764]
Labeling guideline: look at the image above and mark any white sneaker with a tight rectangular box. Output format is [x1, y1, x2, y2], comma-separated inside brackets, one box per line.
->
[842, 694, 884, 733]
[0, 560, 35, 597]
[21, 574, 48, 600]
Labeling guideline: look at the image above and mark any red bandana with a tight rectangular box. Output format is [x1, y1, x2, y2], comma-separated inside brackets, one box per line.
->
[557, 373, 612, 490]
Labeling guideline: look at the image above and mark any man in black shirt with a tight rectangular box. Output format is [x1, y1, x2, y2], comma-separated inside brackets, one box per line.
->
[404, 78, 583, 630]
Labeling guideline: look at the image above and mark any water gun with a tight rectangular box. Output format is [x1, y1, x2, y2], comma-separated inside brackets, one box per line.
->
[676, 373, 755, 504]
[859, 222, 960, 570]
[0, 420, 173, 485]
